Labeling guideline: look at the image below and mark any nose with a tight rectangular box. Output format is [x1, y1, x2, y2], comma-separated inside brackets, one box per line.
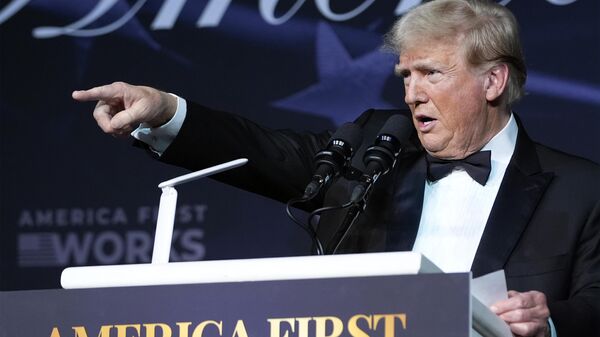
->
[404, 76, 427, 106]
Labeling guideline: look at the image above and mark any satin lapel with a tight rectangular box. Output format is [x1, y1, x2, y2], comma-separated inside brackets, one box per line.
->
[386, 152, 428, 252]
[471, 123, 554, 277]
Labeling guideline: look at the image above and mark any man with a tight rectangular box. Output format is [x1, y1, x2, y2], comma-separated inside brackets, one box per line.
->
[73, 0, 600, 336]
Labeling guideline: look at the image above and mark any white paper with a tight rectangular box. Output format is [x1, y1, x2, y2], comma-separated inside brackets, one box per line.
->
[472, 269, 508, 306]
[471, 270, 513, 337]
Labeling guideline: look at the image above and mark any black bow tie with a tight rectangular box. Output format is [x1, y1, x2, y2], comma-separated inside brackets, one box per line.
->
[426, 151, 492, 185]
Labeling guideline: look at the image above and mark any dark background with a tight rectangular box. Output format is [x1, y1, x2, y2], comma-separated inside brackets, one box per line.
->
[1, 0, 598, 290]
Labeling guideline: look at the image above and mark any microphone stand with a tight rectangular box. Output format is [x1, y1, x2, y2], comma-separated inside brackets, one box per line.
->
[326, 173, 379, 254]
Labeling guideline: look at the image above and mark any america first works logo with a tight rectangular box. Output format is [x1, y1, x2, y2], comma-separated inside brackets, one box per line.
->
[16, 204, 207, 267]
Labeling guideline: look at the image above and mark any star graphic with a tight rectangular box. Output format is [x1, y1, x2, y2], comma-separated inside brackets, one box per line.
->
[272, 21, 400, 125]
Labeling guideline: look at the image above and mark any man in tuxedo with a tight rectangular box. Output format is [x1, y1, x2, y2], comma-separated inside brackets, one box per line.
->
[73, 0, 599, 336]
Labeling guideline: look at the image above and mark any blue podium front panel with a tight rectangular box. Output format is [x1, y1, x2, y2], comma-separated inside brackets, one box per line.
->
[0, 273, 470, 337]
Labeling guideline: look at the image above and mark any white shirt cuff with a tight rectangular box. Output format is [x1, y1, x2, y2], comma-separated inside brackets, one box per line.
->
[131, 94, 187, 155]
[548, 317, 557, 337]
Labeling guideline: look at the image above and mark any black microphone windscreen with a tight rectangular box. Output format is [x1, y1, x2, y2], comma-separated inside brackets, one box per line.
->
[331, 122, 363, 151]
[379, 114, 413, 143]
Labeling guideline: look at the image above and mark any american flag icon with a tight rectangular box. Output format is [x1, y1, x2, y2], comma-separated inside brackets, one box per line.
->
[18, 233, 61, 267]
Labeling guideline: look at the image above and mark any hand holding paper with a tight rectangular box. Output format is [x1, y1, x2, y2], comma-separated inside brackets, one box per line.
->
[491, 290, 550, 337]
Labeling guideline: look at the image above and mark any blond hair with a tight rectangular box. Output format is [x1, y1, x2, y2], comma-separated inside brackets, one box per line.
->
[385, 0, 526, 105]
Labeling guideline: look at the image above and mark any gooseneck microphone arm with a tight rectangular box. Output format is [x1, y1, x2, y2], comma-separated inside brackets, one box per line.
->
[286, 123, 363, 255]
[327, 114, 413, 254]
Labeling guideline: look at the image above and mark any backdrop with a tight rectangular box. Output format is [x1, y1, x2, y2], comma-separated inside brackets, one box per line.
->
[1, 0, 599, 290]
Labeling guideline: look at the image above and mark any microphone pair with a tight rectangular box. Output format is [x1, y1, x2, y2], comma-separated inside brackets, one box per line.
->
[303, 114, 413, 202]
[287, 114, 413, 255]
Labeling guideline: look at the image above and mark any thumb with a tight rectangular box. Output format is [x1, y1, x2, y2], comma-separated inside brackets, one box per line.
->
[507, 290, 520, 298]
[110, 108, 136, 130]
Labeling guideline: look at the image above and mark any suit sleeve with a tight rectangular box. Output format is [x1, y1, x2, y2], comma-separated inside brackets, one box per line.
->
[157, 101, 331, 204]
[549, 199, 600, 335]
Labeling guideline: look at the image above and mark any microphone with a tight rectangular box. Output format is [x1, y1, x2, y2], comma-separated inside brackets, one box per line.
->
[350, 114, 413, 202]
[303, 123, 363, 199]
[326, 115, 412, 254]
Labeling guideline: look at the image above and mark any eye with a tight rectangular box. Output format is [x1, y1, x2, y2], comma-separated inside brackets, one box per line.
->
[426, 69, 443, 82]
[402, 74, 411, 86]
[394, 68, 411, 86]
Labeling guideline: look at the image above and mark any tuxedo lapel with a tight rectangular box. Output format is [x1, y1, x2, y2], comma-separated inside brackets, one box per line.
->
[385, 152, 428, 252]
[471, 123, 554, 277]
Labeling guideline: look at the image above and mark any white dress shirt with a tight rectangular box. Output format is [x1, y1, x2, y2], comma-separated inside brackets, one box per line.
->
[412, 114, 518, 272]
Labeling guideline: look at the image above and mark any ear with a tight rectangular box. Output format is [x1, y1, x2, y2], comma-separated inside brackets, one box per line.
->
[484, 63, 509, 102]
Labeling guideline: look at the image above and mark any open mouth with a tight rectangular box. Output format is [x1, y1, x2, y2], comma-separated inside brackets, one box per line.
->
[417, 116, 436, 126]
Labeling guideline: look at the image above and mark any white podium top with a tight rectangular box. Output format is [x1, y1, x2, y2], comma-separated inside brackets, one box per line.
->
[61, 251, 440, 289]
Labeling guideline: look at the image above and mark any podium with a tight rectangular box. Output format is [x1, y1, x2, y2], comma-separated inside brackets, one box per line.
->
[1, 252, 510, 337]
[0, 163, 511, 337]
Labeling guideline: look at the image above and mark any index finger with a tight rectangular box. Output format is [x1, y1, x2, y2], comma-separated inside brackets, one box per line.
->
[490, 292, 532, 315]
[72, 82, 125, 102]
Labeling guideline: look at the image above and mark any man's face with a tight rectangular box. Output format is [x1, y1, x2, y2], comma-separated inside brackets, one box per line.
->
[397, 40, 504, 159]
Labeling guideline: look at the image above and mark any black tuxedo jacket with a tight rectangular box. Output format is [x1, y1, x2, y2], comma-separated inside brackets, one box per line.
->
[158, 103, 600, 336]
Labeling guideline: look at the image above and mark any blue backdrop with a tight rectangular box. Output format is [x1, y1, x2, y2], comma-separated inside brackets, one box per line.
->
[1, 0, 599, 290]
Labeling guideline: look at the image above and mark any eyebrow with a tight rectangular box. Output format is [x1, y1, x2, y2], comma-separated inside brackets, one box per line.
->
[394, 64, 408, 77]
[396, 59, 452, 76]
[394, 62, 436, 77]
